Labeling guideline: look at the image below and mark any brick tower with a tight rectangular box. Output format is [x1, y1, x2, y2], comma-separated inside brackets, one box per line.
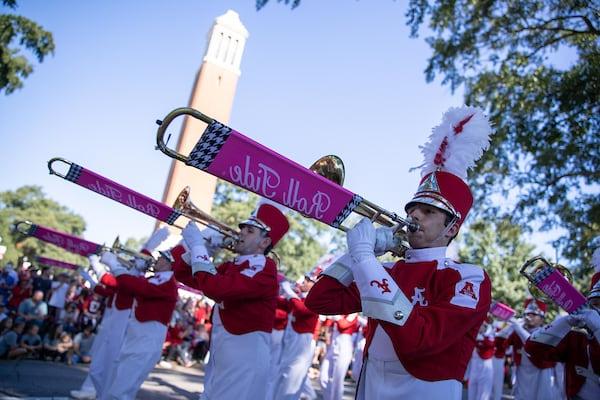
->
[160, 10, 248, 230]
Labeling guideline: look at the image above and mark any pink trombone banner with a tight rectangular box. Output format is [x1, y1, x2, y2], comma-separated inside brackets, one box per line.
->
[489, 301, 516, 320]
[532, 266, 587, 314]
[184, 121, 362, 228]
[59, 162, 182, 225]
[36, 256, 80, 271]
[24, 223, 101, 257]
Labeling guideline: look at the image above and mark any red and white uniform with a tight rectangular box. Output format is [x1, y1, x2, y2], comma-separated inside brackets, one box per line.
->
[172, 247, 278, 400]
[496, 326, 562, 400]
[351, 323, 368, 382]
[526, 323, 600, 399]
[270, 296, 320, 400]
[467, 330, 495, 400]
[320, 313, 360, 400]
[491, 330, 509, 400]
[95, 273, 136, 400]
[106, 271, 178, 400]
[306, 247, 492, 400]
[76, 283, 115, 395]
[267, 295, 290, 398]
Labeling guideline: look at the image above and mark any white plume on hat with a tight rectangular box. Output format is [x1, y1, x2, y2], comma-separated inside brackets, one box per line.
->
[592, 247, 600, 273]
[417, 106, 493, 179]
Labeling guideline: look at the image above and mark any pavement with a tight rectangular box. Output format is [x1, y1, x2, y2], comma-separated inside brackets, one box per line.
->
[0, 359, 357, 399]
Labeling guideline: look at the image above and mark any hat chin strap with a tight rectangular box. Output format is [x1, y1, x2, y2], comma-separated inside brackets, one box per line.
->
[431, 215, 459, 245]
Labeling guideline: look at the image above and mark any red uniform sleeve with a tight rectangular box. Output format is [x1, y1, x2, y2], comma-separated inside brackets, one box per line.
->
[524, 333, 569, 364]
[379, 272, 491, 358]
[100, 273, 117, 288]
[116, 275, 174, 299]
[192, 259, 277, 303]
[336, 315, 358, 331]
[170, 245, 200, 289]
[93, 284, 115, 297]
[304, 276, 362, 315]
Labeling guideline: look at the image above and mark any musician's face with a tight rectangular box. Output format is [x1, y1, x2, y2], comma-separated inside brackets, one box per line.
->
[235, 225, 271, 255]
[406, 204, 458, 248]
[154, 256, 172, 272]
[589, 298, 600, 312]
[524, 312, 544, 329]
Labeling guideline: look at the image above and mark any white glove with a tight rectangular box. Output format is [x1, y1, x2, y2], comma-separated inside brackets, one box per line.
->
[79, 268, 97, 288]
[374, 226, 399, 256]
[579, 309, 600, 333]
[182, 221, 205, 249]
[143, 226, 170, 252]
[88, 254, 106, 279]
[100, 252, 128, 276]
[347, 218, 377, 264]
[509, 318, 531, 342]
[133, 257, 150, 272]
[280, 280, 299, 300]
[200, 227, 224, 257]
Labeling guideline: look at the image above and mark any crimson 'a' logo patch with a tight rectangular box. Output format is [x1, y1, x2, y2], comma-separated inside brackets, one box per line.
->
[459, 282, 477, 300]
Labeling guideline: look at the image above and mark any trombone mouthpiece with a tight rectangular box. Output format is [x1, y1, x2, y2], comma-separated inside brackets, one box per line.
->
[407, 221, 419, 233]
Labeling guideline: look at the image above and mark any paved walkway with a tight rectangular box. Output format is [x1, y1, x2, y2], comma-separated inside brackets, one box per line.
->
[0, 359, 357, 399]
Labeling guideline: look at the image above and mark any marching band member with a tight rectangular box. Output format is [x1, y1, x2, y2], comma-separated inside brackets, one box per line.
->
[467, 321, 495, 400]
[320, 313, 360, 400]
[491, 320, 510, 400]
[496, 299, 562, 400]
[350, 318, 368, 382]
[90, 227, 170, 400]
[524, 249, 600, 400]
[100, 229, 177, 400]
[70, 257, 115, 400]
[172, 202, 289, 400]
[305, 106, 493, 400]
[270, 266, 321, 400]
[266, 275, 292, 399]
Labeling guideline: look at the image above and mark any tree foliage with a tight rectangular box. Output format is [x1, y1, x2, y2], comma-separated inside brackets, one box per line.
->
[406, 0, 599, 267]
[0, 186, 87, 267]
[211, 180, 345, 280]
[255, 0, 301, 11]
[459, 217, 536, 310]
[0, 0, 55, 94]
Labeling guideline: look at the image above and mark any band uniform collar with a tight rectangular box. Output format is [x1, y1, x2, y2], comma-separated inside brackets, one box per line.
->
[404, 246, 447, 264]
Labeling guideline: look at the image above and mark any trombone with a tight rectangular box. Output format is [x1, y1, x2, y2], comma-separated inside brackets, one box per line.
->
[155, 107, 419, 256]
[171, 186, 239, 251]
[13, 220, 154, 270]
[520, 256, 574, 304]
[46, 157, 239, 252]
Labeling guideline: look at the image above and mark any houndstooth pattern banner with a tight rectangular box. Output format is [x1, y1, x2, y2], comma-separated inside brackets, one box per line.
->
[166, 210, 183, 225]
[65, 163, 83, 182]
[186, 121, 232, 170]
[332, 194, 363, 228]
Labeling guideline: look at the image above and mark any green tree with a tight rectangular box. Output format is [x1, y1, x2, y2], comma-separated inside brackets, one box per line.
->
[458, 217, 537, 311]
[255, 0, 300, 10]
[406, 1, 599, 267]
[211, 180, 345, 279]
[0, 186, 87, 267]
[1, 0, 55, 94]
[255, 0, 599, 267]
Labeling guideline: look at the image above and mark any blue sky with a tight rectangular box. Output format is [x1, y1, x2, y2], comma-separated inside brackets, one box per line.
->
[0, 1, 571, 257]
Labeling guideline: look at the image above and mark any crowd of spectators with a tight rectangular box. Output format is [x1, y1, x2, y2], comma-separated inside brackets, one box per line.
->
[0, 261, 214, 370]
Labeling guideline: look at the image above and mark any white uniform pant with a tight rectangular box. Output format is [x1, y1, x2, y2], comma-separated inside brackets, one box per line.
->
[85, 307, 114, 394]
[271, 330, 315, 400]
[491, 357, 504, 400]
[106, 318, 166, 400]
[468, 354, 493, 400]
[266, 328, 285, 400]
[201, 322, 271, 400]
[514, 356, 562, 400]
[357, 356, 462, 400]
[321, 333, 354, 400]
[97, 308, 132, 400]
[351, 336, 366, 382]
